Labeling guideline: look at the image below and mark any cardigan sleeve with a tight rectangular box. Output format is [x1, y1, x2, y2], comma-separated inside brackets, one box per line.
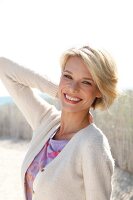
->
[82, 137, 114, 200]
[0, 57, 59, 130]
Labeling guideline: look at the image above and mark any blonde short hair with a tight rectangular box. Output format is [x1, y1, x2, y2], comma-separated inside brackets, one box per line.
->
[60, 45, 118, 110]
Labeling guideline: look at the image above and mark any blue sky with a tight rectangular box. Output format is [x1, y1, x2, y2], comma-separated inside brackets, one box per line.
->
[0, 0, 133, 96]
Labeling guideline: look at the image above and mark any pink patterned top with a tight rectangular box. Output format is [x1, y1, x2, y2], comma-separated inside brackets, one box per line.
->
[25, 133, 68, 200]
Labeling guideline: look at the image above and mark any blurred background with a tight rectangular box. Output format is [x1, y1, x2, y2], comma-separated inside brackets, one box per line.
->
[0, 0, 133, 199]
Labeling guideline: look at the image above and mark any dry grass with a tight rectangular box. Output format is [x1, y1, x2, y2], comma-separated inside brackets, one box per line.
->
[93, 90, 133, 173]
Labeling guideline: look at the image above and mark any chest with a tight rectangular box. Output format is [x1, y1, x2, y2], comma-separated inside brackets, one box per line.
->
[32, 144, 83, 200]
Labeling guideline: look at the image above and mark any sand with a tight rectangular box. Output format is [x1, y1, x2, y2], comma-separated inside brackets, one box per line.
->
[0, 138, 29, 200]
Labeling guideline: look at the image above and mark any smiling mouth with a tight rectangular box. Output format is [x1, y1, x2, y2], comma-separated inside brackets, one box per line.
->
[64, 93, 82, 103]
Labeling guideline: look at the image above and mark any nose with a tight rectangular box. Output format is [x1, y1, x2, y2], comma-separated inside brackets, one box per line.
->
[69, 81, 80, 93]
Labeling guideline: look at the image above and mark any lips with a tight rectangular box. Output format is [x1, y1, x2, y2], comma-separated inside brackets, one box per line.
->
[64, 93, 82, 103]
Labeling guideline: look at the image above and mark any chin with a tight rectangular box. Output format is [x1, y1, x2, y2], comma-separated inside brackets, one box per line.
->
[61, 104, 85, 114]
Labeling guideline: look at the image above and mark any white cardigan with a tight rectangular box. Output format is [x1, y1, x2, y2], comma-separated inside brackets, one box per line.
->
[0, 57, 114, 200]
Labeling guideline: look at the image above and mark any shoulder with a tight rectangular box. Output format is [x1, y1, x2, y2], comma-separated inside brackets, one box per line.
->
[80, 123, 109, 147]
[79, 123, 114, 165]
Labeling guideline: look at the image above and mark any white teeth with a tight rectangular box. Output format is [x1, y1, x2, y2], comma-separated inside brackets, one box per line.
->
[65, 94, 80, 101]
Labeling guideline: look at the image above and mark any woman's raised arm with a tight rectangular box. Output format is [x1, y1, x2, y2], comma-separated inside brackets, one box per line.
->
[0, 57, 58, 130]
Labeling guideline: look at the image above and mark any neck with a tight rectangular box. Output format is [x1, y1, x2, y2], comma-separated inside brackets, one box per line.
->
[58, 110, 90, 138]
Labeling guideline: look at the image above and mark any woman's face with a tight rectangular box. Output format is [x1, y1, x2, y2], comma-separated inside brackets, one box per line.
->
[58, 56, 101, 113]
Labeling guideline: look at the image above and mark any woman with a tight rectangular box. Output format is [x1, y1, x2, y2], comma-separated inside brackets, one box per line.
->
[0, 45, 118, 200]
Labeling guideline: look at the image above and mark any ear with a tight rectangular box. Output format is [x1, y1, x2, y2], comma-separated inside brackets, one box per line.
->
[96, 90, 102, 98]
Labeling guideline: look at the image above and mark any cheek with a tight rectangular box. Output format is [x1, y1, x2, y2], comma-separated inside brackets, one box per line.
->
[59, 79, 69, 91]
[84, 89, 97, 102]
[58, 80, 65, 98]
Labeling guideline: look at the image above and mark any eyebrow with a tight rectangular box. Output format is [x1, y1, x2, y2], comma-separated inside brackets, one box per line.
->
[63, 70, 94, 82]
